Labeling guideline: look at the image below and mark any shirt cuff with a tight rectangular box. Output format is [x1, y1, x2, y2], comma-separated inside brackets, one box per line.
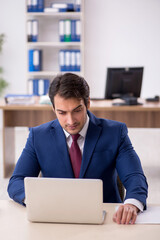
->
[124, 198, 144, 212]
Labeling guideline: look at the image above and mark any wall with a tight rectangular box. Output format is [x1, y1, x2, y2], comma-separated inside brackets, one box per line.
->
[84, 0, 160, 98]
[0, 0, 26, 95]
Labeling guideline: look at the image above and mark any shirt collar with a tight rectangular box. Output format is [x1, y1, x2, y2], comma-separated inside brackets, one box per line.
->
[63, 114, 89, 139]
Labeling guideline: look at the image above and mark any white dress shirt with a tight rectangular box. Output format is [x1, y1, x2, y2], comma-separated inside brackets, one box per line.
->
[63, 115, 143, 211]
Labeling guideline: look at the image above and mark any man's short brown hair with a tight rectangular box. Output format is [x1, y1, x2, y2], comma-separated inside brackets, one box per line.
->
[49, 73, 90, 108]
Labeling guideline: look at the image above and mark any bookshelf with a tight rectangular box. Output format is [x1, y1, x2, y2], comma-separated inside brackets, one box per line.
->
[25, 0, 84, 95]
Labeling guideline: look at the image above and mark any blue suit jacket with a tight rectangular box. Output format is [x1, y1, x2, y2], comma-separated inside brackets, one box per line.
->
[8, 111, 148, 206]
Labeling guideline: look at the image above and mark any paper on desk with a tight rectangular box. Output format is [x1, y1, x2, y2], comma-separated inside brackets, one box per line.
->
[136, 206, 160, 224]
[115, 205, 160, 224]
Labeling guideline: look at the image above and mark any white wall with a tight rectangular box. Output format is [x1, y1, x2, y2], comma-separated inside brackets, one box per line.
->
[0, 0, 26, 95]
[0, 0, 160, 98]
[84, 0, 160, 98]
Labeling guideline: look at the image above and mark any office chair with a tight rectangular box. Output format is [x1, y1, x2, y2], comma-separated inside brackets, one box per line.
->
[117, 175, 125, 202]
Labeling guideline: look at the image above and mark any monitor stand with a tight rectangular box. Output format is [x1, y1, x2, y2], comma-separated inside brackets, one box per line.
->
[112, 97, 142, 106]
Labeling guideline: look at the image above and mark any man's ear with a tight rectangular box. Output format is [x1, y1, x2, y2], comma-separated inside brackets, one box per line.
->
[87, 98, 90, 109]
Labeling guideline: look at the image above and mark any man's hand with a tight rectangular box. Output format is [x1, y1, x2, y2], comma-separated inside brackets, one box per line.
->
[113, 204, 139, 224]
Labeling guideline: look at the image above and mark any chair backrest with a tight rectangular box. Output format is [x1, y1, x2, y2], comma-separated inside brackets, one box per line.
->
[117, 175, 125, 202]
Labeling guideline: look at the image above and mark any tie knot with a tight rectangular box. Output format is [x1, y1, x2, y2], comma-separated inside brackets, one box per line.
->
[71, 134, 80, 141]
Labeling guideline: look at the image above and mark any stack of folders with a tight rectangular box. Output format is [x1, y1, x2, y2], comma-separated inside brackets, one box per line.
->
[28, 79, 50, 96]
[5, 94, 35, 105]
[59, 49, 81, 72]
[27, 20, 38, 42]
[44, 1, 81, 13]
[28, 49, 42, 72]
[27, 0, 44, 12]
[59, 19, 81, 42]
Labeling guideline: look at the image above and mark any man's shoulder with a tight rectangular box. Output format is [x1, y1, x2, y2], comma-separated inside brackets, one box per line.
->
[32, 119, 58, 132]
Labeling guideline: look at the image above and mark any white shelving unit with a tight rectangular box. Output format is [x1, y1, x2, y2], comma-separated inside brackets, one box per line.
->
[25, 0, 84, 92]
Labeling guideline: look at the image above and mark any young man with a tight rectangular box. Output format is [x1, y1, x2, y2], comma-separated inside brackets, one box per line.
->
[8, 73, 148, 224]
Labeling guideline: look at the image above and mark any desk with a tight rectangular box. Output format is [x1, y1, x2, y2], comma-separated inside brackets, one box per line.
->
[0, 200, 160, 240]
[1, 99, 160, 177]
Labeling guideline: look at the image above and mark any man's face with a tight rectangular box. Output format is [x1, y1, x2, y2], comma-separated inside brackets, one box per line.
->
[53, 94, 90, 135]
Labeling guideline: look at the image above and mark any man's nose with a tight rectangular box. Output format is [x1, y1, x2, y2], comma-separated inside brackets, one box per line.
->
[67, 114, 74, 124]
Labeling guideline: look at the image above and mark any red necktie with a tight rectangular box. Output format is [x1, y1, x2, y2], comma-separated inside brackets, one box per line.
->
[69, 134, 82, 178]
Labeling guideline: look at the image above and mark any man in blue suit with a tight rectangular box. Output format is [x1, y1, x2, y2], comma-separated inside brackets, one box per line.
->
[8, 73, 148, 224]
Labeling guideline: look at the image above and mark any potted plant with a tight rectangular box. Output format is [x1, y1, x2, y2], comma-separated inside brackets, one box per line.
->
[0, 34, 8, 96]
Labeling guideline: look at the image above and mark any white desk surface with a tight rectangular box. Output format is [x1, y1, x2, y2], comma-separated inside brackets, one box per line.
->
[0, 200, 160, 240]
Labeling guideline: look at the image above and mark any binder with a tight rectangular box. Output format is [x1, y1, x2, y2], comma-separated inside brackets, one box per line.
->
[33, 50, 42, 71]
[44, 79, 50, 95]
[74, 0, 81, 12]
[28, 49, 42, 72]
[71, 50, 76, 71]
[32, 20, 38, 42]
[38, 79, 44, 95]
[67, 4, 74, 12]
[65, 20, 71, 42]
[32, 0, 38, 12]
[59, 20, 65, 42]
[71, 20, 76, 42]
[75, 20, 81, 42]
[32, 79, 39, 95]
[27, 0, 32, 12]
[75, 50, 81, 71]
[37, 0, 44, 12]
[59, 50, 65, 71]
[28, 50, 34, 71]
[65, 50, 71, 71]
[27, 20, 32, 42]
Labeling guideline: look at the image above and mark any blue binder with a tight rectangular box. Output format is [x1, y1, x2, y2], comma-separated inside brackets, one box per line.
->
[71, 20, 76, 42]
[75, 50, 81, 71]
[59, 50, 65, 71]
[65, 50, 71, 71]
[59, 20, 65, 42]
[67, 4, 74, 12]
[44, 79, 50, 94]
[32, 0, 38, 12]
[32, 20, 38, 42]
[32, 79, 39, 95]
[27, 0, 32, 12]
[70, 50, 76, 71]
[74, 0, 81, 12]
[33, 50, 42, 71]
[37, 0, 44, 12]
[29, 49, 42, 72]
[27, 20, 32, 42]
[75, 20, 81, 42]
[28, 50, 34, 71]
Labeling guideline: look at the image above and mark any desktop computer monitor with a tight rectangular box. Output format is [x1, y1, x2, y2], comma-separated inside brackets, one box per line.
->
[105, 67, 143, 100]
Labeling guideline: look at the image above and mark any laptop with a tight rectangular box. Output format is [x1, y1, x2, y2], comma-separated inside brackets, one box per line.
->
[24, 177, 106, 224]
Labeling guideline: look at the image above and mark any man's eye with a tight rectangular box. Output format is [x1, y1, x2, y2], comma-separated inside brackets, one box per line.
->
[75, 108, 82, 112]
[58, 112, 65, 115]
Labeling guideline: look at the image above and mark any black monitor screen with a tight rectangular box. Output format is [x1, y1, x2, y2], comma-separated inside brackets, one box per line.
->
[105, 67, 143, 99]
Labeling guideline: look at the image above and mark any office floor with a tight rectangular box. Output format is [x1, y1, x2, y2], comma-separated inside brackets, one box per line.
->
[0, 128, 160, 204]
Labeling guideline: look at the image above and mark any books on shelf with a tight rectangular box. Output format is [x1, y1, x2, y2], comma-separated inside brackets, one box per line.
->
[5, 94, 35, 105]
[28, 79, 50, 96]
[59, 20, 81, 42]
[28, 49, 42, 71]
[59, 49, 81, 72]
[44, 1, 81, 13]
[27, 20, 38, 42]
[27, 0, 44, 12]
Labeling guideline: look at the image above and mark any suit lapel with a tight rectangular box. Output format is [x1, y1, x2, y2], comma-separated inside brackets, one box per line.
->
[79, 117, 102, 178]
[50, 120, 74, 177]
